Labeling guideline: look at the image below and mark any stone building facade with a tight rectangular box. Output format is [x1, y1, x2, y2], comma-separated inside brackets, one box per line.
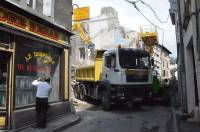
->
[152, 45, 172, 84]
[169, 0, 200, 121]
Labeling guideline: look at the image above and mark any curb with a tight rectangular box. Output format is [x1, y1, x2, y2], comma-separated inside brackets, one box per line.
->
[51, 114, 81, 132]
[13, 114, 81, 132]
[69, 100, 76, 114]
[171, 107, 178, 132]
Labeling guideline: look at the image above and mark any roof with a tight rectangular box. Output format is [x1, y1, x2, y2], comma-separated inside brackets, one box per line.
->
[170, 57, 177, 64]
[1, 0, 73, 36]
[157, 44, 172, 54]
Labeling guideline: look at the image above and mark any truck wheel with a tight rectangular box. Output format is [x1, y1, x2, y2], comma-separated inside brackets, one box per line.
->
[102, 91, 111, 111]
[132, 102, 142, 109]
[79, 84, 86, 100]
[74, 85, 80, 99]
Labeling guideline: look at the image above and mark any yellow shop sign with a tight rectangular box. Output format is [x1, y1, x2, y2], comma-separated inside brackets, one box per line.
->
[74, 6, 90, 21]
[0, 7, 66, 44]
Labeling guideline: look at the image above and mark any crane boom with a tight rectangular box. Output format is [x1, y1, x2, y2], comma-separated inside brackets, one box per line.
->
[72, 21, 92, 45]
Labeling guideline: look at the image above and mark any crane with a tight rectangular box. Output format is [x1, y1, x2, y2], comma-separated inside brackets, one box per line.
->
[140, 25, 158, 54]
[72, 21, 92, 45]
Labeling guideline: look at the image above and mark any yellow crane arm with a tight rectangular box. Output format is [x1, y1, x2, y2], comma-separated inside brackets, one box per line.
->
[72, 22, 91, 44]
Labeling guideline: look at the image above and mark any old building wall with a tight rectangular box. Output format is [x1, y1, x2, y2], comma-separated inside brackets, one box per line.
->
[71, 7, 130, 68]
[152, 45, 172, 83]
[170, 0, 200, 117]
[191, 0, 200, 108]
[7, 0, 72, 30]
[54, 0, 72, 30]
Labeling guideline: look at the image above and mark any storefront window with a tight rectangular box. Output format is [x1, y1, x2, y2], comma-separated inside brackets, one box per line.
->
[0, 30, 13, 109]
[15, 37, 62, 107]
[0, 57, 7, 108]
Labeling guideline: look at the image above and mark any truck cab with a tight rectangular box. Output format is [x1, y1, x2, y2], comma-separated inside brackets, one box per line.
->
[103, 48, 152, 84]
[101, 48, 153, 108]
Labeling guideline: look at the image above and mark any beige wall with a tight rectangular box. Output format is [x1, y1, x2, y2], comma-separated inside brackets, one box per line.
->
[152, 45, 171, 82]
[179, 0, 200, 115]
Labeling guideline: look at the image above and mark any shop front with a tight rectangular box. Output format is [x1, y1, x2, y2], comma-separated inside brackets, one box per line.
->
[0, 3, 71, 130]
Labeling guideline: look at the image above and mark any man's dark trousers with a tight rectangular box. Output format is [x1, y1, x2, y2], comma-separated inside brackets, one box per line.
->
[36, 97, 48, 128]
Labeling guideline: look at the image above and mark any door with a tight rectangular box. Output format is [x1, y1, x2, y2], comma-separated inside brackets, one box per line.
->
[0, 50, 11, 129]
[103, 53, 117, 84]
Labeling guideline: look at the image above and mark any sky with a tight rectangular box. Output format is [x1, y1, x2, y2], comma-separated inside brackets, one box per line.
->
[73, 0, 177, 57]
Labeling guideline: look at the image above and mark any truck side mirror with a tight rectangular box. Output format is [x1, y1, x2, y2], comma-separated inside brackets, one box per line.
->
[151, 59, 154, 66]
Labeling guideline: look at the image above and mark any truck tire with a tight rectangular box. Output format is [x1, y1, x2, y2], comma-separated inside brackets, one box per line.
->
[102, 91, 111, 111]
[74, 85, 80, 99]
[79, 84, 86, 100]
[132, 102, 142, 109]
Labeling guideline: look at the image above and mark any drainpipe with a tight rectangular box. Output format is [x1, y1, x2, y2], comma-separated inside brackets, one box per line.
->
[177, 0, 187, 113]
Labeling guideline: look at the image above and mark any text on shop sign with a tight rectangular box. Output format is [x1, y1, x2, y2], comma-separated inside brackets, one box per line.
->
[25, 52, 55, 65]
[0, 7, 60, 42]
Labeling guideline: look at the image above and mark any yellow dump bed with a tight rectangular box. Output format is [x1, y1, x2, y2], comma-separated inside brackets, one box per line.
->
[76, 50, 105, 82]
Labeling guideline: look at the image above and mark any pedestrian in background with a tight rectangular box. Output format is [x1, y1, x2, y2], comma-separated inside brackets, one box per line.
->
[32, 77, 52, 128]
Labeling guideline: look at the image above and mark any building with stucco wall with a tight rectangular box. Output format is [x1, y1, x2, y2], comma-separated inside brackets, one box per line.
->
[152, 44, 172, 83]
[169, 0, 200, 121]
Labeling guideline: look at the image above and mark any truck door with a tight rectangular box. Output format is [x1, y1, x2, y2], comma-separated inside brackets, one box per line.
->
[103, 53, 117, 84]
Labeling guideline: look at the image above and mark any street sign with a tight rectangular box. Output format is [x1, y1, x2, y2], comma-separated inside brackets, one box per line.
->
[73, 6, 90, 21]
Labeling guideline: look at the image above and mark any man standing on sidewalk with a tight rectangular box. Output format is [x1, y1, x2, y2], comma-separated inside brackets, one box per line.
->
[32, 77, 52, 128]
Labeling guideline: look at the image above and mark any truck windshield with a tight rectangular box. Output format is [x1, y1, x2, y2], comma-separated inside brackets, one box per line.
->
[118, 49, 150, 69]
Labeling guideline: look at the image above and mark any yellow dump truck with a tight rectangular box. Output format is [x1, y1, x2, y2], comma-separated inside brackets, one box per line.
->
[73, 48, 154, 110]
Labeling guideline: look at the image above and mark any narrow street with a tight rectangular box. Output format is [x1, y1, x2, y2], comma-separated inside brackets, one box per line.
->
[62, 99, 173, 132]
[1, 0, 200, 131]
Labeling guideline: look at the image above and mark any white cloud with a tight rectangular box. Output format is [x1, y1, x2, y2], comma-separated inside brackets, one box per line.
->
[73, 0, 177, 57]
